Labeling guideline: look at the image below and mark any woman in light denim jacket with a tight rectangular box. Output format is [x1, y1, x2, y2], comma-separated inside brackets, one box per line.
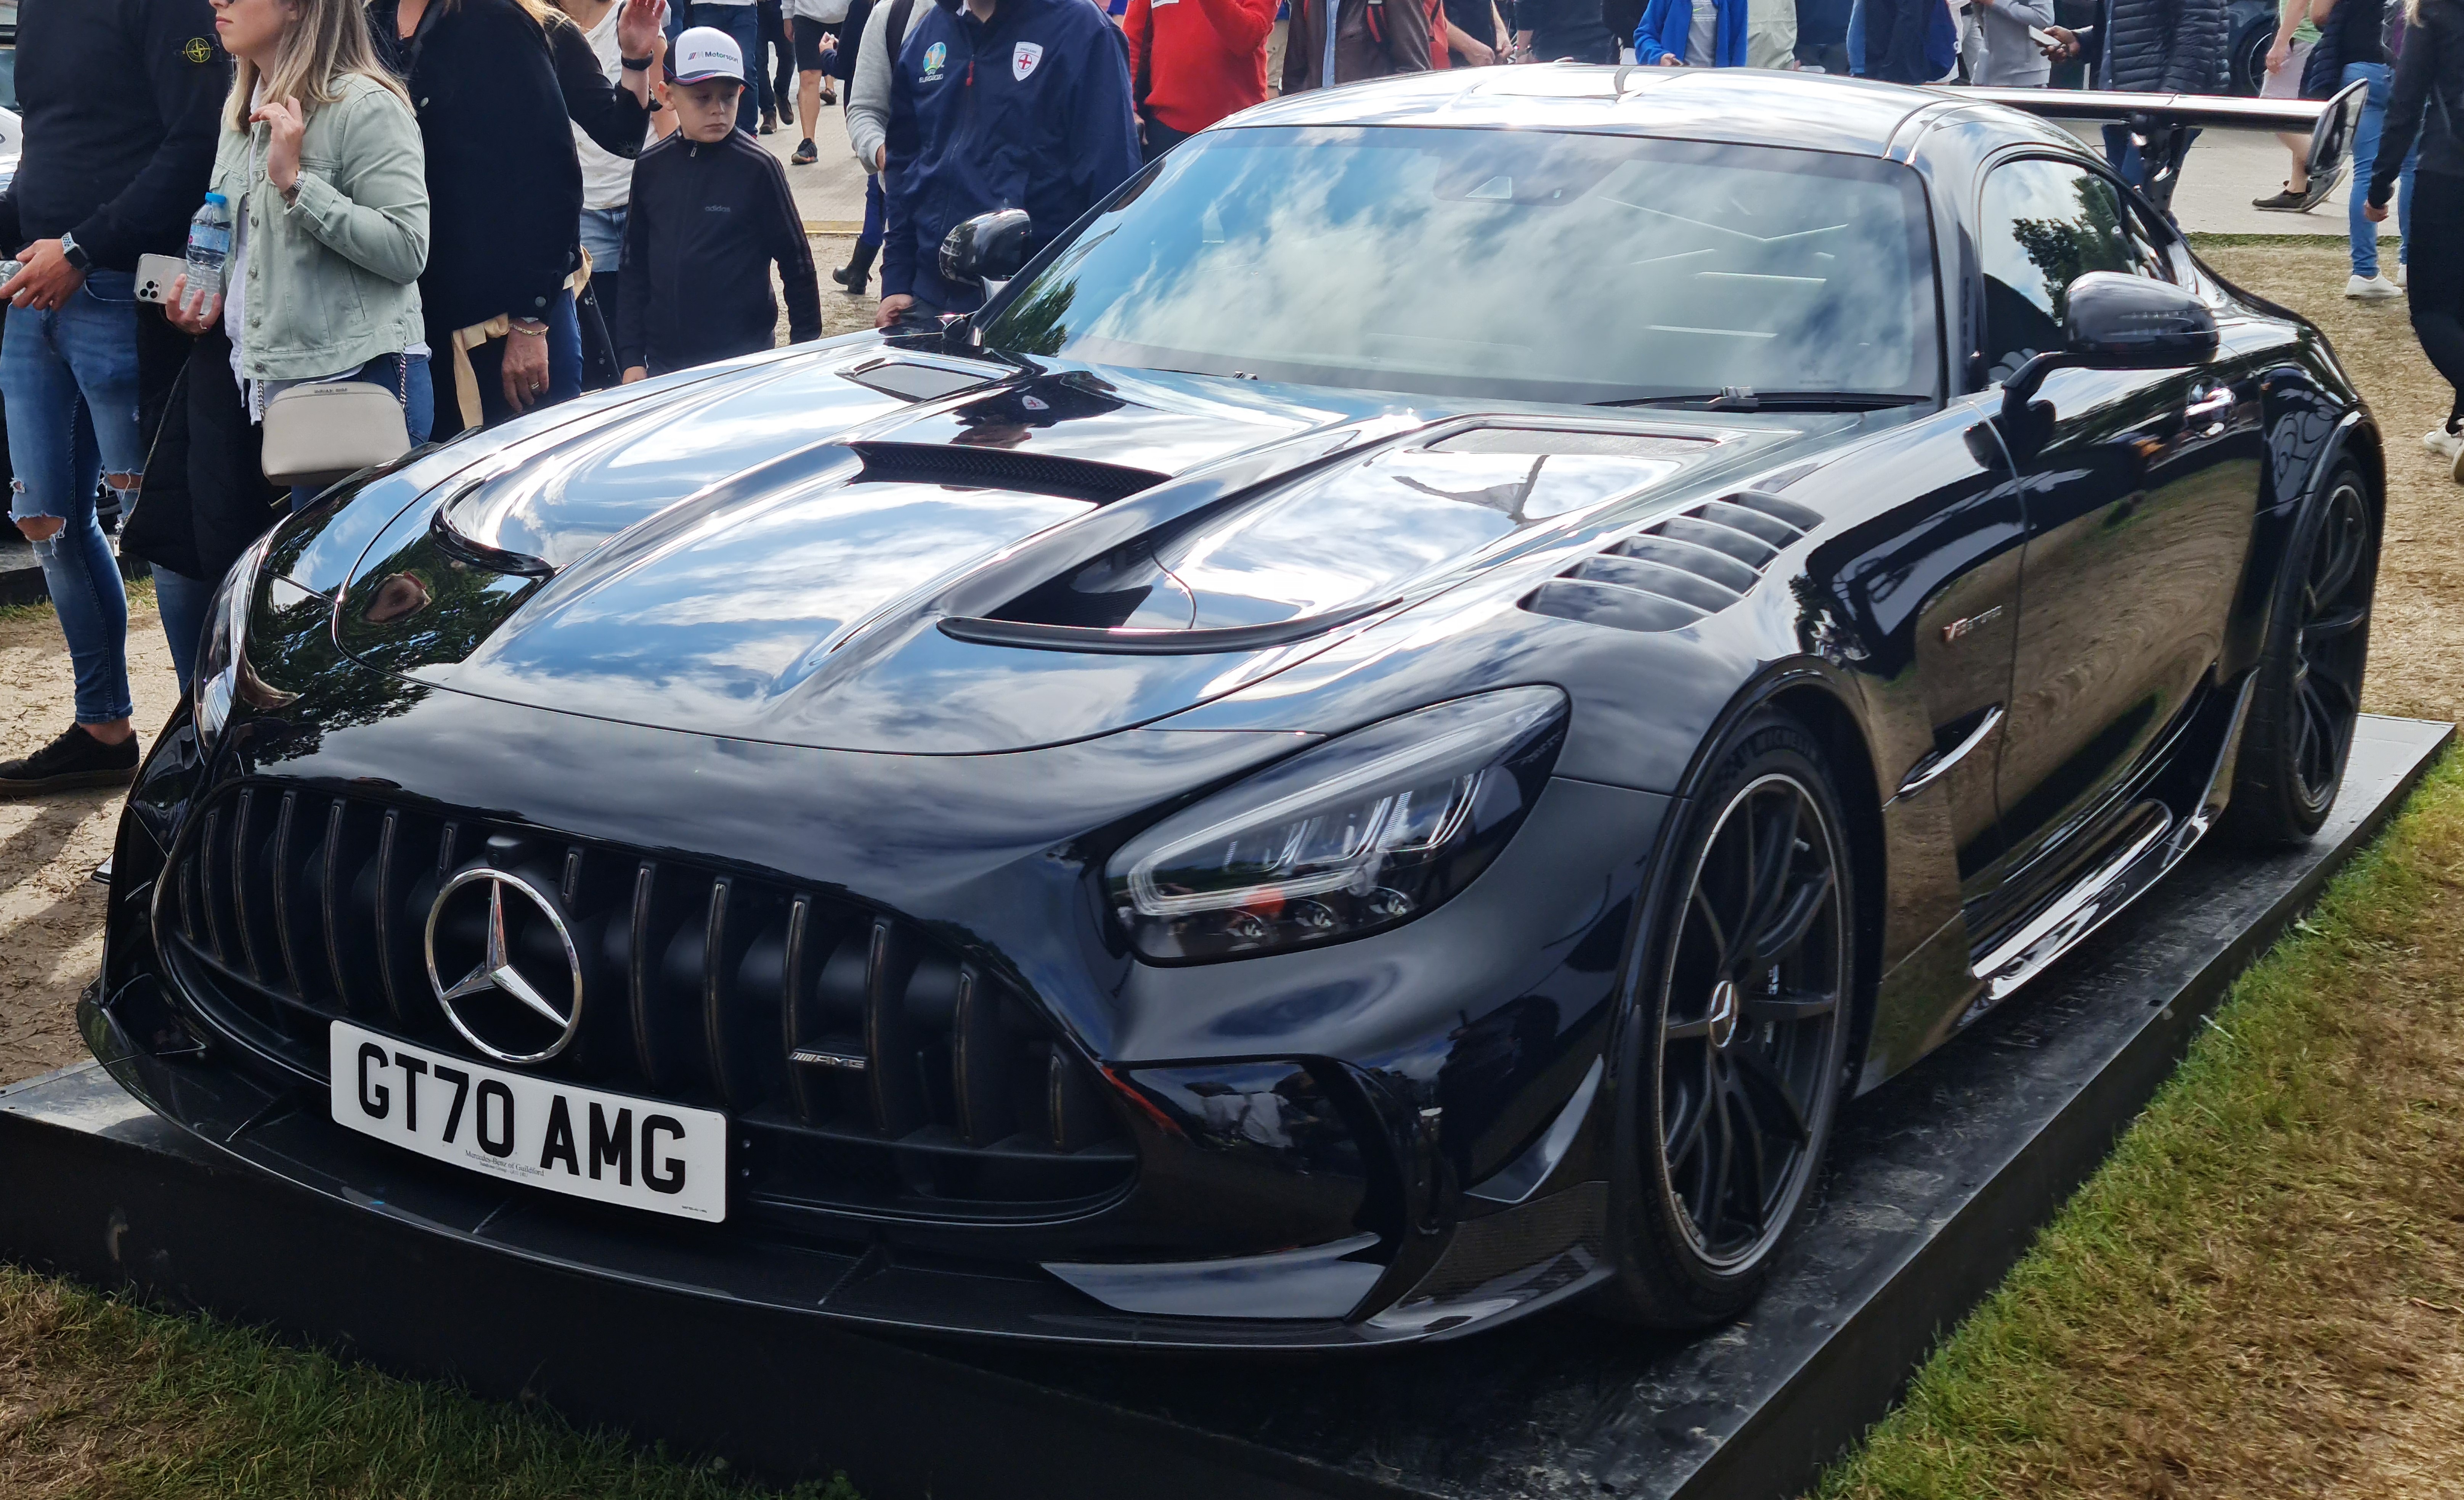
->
[144, 0, 431, 686]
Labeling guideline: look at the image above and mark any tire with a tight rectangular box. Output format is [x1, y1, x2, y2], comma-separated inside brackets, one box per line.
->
[2222, 463, 2377, 848]
[2231, 19, 2270, 98]
[1602, 711, 1857, 1327]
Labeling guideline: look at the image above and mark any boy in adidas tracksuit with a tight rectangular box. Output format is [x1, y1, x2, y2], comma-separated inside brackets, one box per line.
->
[875, 0, 1142, 328]
[619, 27, 824, 379]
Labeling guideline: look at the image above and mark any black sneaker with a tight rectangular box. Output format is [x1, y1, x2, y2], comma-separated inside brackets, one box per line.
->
[2252, 185, 2306, 211]
[760, 108, 779, 135]
[0, 724, 140, 798]
[792, 138, 818, 165]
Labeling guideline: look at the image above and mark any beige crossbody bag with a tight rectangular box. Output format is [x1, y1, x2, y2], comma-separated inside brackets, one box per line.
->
[260, 356, 412, 490]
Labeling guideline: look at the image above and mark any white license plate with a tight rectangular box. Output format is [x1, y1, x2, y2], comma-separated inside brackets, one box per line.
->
[329, 1020, 728, 1222]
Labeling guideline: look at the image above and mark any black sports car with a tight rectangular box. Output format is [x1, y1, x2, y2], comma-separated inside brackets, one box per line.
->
[91, 70, 2377, 1347]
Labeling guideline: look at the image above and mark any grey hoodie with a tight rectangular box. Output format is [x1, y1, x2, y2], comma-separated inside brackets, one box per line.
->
[848, 0, 935, 174]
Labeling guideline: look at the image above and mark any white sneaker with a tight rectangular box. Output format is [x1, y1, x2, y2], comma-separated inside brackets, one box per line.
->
[2428, 426, 2463, 462]
[2347, 273, 2404, 300]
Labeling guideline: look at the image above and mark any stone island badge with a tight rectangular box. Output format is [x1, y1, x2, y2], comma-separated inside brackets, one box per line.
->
[922, 41, 947, 80]
[182, 36, 214, 64]
[1013, 41, 1043, 81]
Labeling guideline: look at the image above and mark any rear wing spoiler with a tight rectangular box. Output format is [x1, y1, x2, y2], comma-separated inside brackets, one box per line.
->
[1940, 82, 2371, 213]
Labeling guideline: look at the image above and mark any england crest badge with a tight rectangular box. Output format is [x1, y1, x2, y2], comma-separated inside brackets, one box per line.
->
[1013, 41, 1043, 80]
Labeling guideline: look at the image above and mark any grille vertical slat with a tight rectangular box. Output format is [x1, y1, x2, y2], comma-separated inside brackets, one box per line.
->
[950, 967, 1009, 1147]
[781, 894, 815, 1123]
[629, 860, 659, 1082]
[230, 789, 262, 981]
[865, 919, 924, 1137]
[701, 877, 732, 1106]
[270, 791, 304, 997]
[372, 809, 406, 1023]
[199, 808, 226, 963]
[321, 800, 355, 1014]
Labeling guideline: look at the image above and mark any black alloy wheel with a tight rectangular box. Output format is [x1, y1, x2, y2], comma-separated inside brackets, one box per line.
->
[2225, 465, 2376, 846]
[1606, 715, 1854, 1326]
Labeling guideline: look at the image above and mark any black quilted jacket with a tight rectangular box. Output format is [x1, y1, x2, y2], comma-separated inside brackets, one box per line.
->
[2098, 0, 2228, 92]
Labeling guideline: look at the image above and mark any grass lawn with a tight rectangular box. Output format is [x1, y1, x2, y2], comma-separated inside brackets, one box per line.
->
[1, 240, 2458, 1500]
[1819, 241, 2464, 1497]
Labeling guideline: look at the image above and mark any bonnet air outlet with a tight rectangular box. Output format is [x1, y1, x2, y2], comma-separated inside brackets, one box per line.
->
[842, 358, 1000, 403]
[1520, 489, 1821, 635]
[849, 442, 1167, 504]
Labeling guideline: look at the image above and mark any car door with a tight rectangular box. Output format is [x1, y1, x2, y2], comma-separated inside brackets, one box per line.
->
[1976, 156, 2264, 906]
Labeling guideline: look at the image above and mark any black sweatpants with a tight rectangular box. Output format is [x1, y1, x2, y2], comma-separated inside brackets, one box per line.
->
[2409, 168, 2464, 429]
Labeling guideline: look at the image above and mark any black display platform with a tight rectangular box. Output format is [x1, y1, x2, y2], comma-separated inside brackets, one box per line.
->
[2, 715, 2450, 1500]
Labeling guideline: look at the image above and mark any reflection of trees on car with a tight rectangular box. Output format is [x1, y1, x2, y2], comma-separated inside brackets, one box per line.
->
[2010, 178, 2133, 326]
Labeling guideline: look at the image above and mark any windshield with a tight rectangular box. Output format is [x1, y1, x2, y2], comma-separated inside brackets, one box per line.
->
[979, 125, 1940, 407]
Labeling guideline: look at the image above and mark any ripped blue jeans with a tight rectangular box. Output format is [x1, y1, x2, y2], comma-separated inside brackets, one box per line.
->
[2, 269, 144, 724]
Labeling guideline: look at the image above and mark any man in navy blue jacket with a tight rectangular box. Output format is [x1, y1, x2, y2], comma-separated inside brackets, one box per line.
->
[875, 0, 1141, 328]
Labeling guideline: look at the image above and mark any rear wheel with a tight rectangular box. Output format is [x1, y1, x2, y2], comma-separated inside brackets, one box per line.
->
[1604, 713, 1855, 1327]
[2223, 464, 2376, 847]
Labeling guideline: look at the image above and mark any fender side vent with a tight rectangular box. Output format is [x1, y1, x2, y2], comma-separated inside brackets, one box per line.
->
[1520, 489, 1819, 634]
[849, 442, 1167, 504]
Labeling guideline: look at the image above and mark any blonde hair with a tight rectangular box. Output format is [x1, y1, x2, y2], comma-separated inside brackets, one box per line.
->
[225, 0, 413, 132]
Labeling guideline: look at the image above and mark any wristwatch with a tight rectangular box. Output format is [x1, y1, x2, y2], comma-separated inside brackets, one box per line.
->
[58, 231, 91, 273]
[621, 53, 655, 71]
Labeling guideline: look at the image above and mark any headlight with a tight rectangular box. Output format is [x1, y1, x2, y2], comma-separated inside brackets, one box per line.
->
[193, 527, 290, 745]
[1107, 687, 1567, 962]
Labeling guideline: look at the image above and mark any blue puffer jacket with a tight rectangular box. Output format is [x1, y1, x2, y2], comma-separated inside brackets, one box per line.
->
[1633, 0, 1746, 64]
[882, 0, 1142, 312]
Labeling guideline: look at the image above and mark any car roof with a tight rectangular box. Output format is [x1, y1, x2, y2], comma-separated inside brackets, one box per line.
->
[1227, 64, 2066, 161]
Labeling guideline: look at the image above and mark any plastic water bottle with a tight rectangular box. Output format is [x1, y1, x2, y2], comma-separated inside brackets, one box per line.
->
[185, 193, 233, 300]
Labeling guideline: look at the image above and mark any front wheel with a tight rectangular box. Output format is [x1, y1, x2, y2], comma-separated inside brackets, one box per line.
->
[1604, 712, 1856, 1327]
[2222, 464, 2376, 848]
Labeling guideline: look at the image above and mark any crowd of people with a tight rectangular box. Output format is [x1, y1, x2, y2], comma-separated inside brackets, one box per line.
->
[2, 0, 2462, 799]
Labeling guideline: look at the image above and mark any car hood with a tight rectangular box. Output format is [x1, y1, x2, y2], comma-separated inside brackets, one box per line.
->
[324, 342, 1798, 754]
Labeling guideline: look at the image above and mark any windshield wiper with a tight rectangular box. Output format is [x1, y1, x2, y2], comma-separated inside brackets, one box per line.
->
[1594, 388, 1929, 413]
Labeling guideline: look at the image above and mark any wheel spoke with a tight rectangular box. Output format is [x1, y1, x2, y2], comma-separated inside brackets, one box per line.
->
[1732, 1044, 1812, 1144]
[1666, 1065, 1712, 1164]
[1738, 792, 1803, 962]
[1743, 988, 1838, 1024]
[1733, 1081, 1772, 1233]
[2304, 604, 2369, 642]
[2309, 511, 2362, 606]
[1665, 1013, 1714, 1041]
[1705, 1070, 1737, 1240]
[1744, 865, 1834, 969]
[1690, 882, 1731, 969]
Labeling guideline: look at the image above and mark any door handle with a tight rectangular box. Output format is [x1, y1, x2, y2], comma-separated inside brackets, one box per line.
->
[2184, 385, 2235, 435]
[1893, 704, 2005, 803]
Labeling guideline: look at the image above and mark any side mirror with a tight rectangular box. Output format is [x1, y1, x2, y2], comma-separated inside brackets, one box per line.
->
[2002, 271, 2219, 429]
[939, 209, 1032, 294]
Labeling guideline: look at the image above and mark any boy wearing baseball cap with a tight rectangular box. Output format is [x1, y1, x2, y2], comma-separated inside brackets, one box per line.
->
[618, 26, 822, 379]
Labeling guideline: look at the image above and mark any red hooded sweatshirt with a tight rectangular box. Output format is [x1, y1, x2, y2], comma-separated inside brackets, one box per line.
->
[1122, 0, 1279, 137]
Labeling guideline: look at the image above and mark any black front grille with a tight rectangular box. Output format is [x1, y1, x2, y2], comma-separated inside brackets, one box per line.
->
[158, 783, 1134, 1221]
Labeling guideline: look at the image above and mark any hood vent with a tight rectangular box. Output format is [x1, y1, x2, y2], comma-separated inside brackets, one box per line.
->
[849, 442, 1167, 504]
[842, 357, 1001, 403]
[1521, 489, 1823, 634]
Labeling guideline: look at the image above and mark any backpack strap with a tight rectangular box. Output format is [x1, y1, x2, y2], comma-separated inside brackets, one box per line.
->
[888, 0, 918, 60]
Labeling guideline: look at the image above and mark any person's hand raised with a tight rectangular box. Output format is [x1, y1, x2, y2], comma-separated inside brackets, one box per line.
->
[618, 0, 667, 59]
[251, 97, 307, 198]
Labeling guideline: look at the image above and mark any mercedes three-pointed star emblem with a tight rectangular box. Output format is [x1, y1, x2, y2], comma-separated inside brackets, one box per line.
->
[424, 868, 585, 1064]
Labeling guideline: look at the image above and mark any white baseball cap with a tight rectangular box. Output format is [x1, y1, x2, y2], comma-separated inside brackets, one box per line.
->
[671, 26, 745, 85]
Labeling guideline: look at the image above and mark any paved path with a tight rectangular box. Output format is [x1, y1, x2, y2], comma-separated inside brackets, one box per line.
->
[759, 91, 872, 231]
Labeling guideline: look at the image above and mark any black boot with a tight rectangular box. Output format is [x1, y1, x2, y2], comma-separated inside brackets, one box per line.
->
[831, 241, 879, 296]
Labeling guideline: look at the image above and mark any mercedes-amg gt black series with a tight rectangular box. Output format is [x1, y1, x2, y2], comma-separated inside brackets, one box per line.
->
[91, 68, 2377, 1347]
